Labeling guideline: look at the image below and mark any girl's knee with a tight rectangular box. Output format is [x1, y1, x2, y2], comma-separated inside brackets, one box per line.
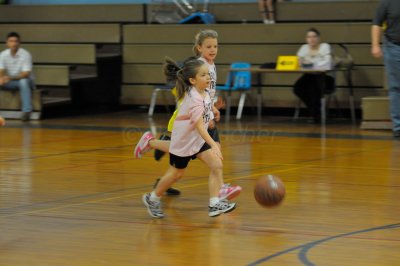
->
[210, 161, 223, 172]
[171, 169, 185, 181]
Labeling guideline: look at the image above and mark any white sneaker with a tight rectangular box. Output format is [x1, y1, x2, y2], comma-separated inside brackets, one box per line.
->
[263, 19, 270, 24]
[142, 193, 164, 218]
[209, 200, 236, 217]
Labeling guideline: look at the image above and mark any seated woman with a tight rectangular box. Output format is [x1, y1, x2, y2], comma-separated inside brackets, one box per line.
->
[294, 28, 334, 123]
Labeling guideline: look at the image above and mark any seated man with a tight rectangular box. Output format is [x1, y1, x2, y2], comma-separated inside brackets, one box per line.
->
[0, 32, 34, 121]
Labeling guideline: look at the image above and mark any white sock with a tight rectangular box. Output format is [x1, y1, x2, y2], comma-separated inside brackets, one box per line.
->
[150, 191, 161, 202]
[209, 197, 219, 207]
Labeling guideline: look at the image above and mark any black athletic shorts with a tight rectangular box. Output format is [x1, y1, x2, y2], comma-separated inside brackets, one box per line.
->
[169, 125, 219, 169]
[208, 126, 220, 143]
[169, 141, 211, 169]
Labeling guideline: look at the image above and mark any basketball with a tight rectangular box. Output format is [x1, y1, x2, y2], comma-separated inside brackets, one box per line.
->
[0, 116, 5, 127]
[254, 175, 285, 207]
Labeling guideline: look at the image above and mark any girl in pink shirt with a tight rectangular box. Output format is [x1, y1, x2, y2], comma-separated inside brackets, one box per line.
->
[136, 58, 238, 218]
[136, 30, 241, 202]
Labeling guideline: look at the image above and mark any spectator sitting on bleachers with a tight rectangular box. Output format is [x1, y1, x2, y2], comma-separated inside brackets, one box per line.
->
[0, 32, 34, 121]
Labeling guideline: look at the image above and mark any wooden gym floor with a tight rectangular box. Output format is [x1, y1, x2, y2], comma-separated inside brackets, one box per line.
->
[0, 111, 399, 266]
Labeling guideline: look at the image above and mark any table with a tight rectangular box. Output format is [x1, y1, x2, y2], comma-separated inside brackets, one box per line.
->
[228, 67, 355, 126]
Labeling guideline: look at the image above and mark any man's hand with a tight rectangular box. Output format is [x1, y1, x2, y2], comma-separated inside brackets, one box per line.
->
[372, 45, 383, 58]
[0, 76, 10, 85]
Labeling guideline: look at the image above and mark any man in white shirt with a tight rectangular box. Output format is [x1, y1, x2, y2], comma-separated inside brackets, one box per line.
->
[0, 32, 33, 121]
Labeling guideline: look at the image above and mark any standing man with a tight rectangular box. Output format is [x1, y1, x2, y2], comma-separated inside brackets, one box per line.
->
[0, 32, 33, 121]
[371, 0, 400, 138]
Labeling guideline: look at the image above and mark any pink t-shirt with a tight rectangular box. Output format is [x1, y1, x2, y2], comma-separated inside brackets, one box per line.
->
[169, 87, 212, 157]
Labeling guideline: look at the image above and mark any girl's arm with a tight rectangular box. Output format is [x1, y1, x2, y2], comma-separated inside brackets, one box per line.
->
[195, 117, 223, 160]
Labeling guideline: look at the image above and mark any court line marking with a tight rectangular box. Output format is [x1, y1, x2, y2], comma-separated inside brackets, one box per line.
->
[3, 130, 399, 265]
[0, 165, 310, 218]
[1, 136, 397, 216]
[3, 124, 400, 265]
[247, 223, 400, 266]
[3, 123, 398, 141]
[0, 144, 129, 163]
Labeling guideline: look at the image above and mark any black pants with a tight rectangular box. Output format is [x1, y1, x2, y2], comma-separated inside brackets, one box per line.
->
[293, 74, 335, 120]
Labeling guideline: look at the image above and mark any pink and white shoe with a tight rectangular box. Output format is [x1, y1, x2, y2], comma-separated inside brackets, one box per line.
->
[134, 131, 155, 159]
[219, 184, 242, 201]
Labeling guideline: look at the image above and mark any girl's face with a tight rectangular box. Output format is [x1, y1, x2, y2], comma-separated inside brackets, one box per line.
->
[197, 37, 218, 63]
[306, 31, 320, 48]
[190, 64, 210, 91]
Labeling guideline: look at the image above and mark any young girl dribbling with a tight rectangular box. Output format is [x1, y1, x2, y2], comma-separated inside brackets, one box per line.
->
[137, 58, 237, 218]
[136, 29, 241, 201]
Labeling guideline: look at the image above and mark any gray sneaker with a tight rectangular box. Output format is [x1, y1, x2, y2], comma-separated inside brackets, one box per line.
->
[142, 193, 164, 218]
[208, 200, 236, 217]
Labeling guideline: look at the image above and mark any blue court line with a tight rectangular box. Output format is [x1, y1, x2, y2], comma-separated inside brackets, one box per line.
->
[247, 223, 400, 266]
[4, 123, 397, 141]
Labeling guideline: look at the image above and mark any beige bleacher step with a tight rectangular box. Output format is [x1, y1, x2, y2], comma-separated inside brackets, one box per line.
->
[70, 65, 97, 81]
[361, 96, 391, 130]
[0, 89, 43, 110]
[360, 120, 392, 130]
[96, 52, 121, 59]
[69, 73, 97, 81]
[0, 110, 41, 120]
[42, 96, 71, 106]
[362, 96, 390, 120]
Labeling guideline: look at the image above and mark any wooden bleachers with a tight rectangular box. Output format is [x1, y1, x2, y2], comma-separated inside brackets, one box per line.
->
[276, 0, 379, 23]
[30, 44, 99, 104]
[147, 0, 379, 23]
[0, 4, 129, 119]
[121, 20, 384, 110]
[0, 4, 144, 23]
[123, 23, 373, 44]
[0, 1, 384, 120]
[25, 44, 96, 64]
[0, 42, 102, 118]
[0, 24, 120, 44]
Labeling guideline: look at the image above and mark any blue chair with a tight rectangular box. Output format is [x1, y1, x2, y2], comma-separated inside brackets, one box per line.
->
[216, 62, 252, 120]
[178, 12, 215, 24]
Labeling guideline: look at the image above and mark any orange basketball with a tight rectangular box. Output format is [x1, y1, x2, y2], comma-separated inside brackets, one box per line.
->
[0, 116, 5, 127]
[254, 175, 285, 207]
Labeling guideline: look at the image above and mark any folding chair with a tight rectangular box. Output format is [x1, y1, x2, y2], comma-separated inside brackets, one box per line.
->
[216, 62, 252, 120]
[148, 84, 175, 116]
